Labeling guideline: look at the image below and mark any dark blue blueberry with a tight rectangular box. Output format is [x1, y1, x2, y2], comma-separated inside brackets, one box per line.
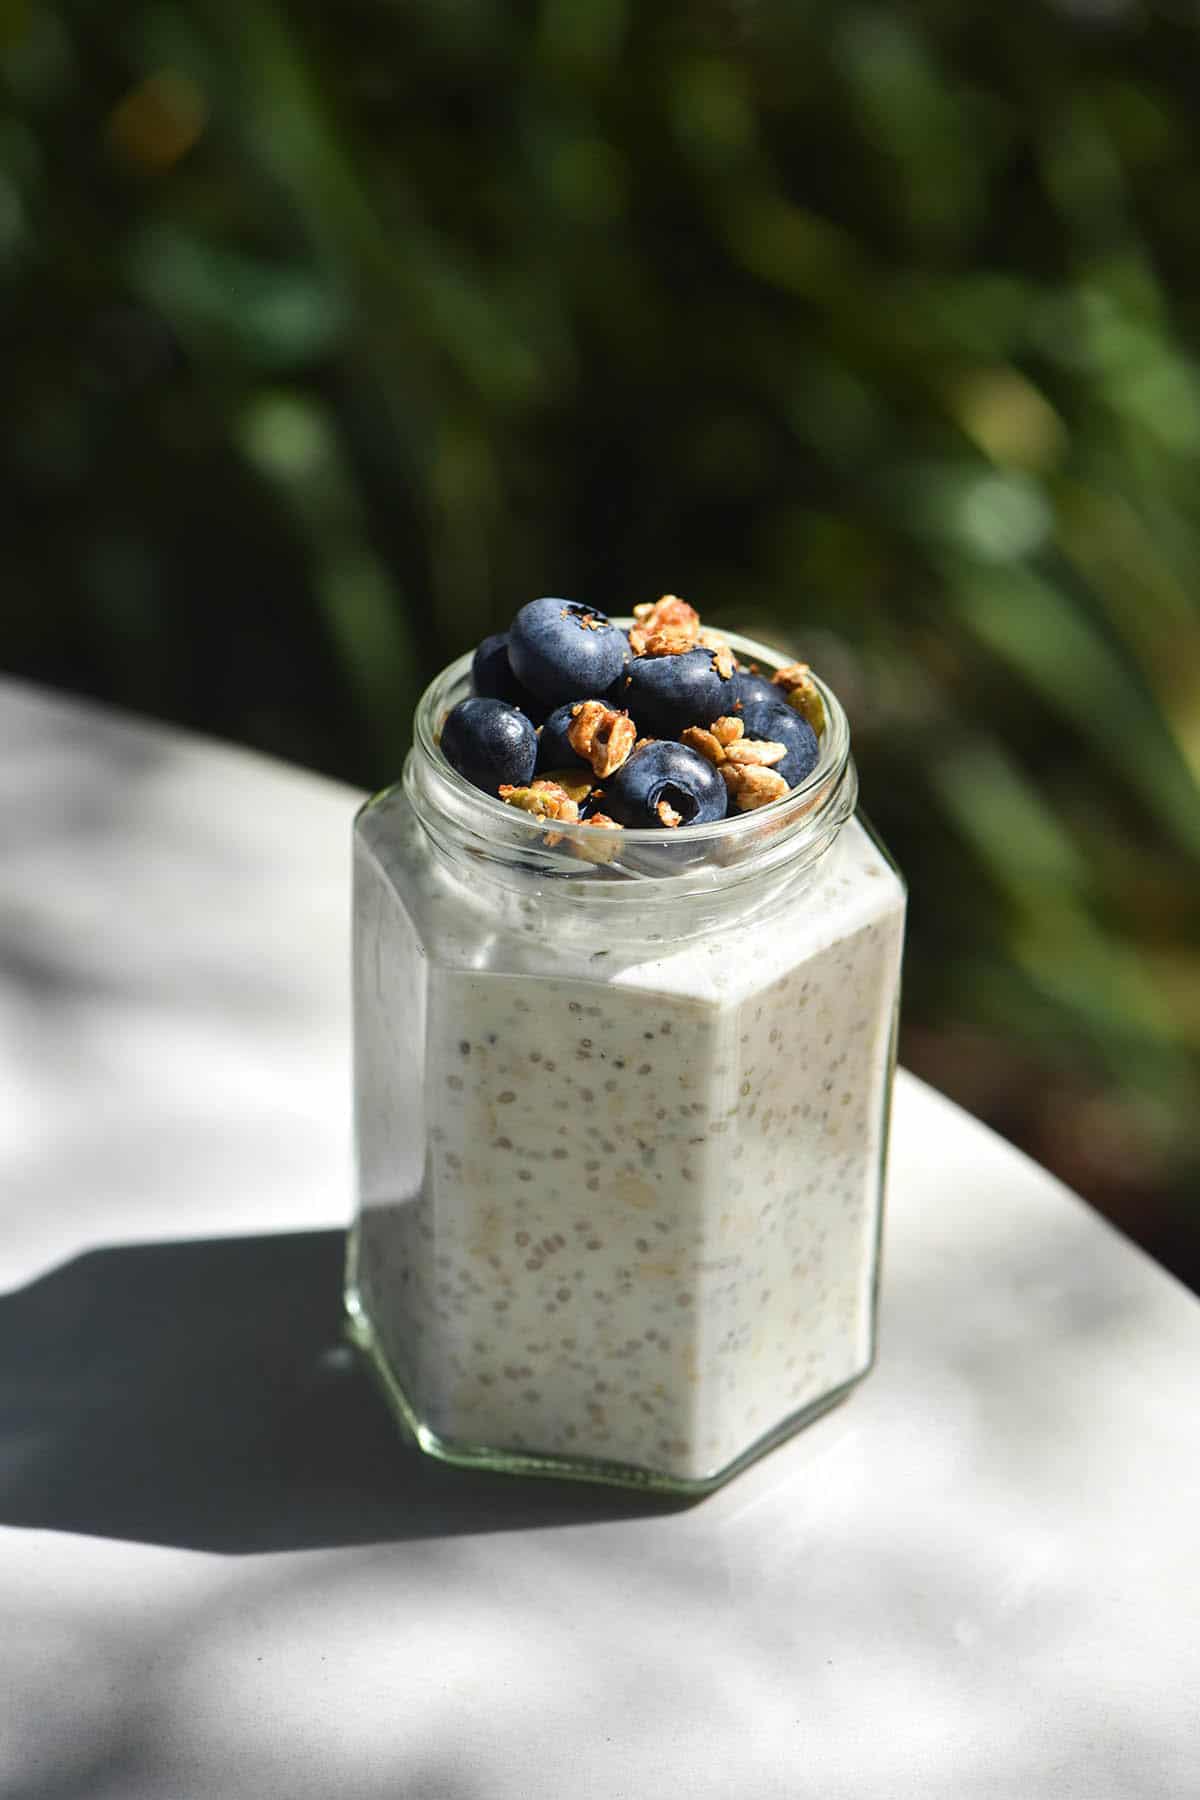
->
[736, 699, 820, 789]
[618, 647, 738, 736]
[471, 632, 545, 719]
[535, 699, 601, 773]
[439, 697, 537, 793]
[507, 597, 627, 705]
[732, 669, 779, 711]
[606, 740, 727, 830]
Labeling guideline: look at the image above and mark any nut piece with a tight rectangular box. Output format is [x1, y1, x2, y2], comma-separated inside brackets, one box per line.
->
[629, 595, 701, 656]
[497, 779, 581, 821]
[773, 661, 826, 736]
[641, 624, 697, 656]
[566, 700, 638, 777]
[721, 765, 789, 812]
[680, 725, 726, 766]
[723, 738, 787, 767]
[683, 716, 784, 768]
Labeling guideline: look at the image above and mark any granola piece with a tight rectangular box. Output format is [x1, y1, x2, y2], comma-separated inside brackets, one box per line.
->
[772, 661, 827, 736]
[656, 798, 683, 828]
[721, 764, 789, 812]
[582, 812, 620, 829]
[710, 644, 736, 681]
[640, 623, 699, 656]
[565, 700, 638, 778]
[632, 594, 697, 626]
[628, 595, 701, 656]
[497, 779, 581, 822]
[697, 627, 730, 652]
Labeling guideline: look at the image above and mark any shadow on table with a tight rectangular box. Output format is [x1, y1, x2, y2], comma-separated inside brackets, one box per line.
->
[0, 1230, 683, 1552]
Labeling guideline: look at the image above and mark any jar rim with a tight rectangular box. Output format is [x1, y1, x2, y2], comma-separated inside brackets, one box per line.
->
[374, 623, 857, 899]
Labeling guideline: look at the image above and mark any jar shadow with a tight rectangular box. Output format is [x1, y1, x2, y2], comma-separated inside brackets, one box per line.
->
[0, 1229, 690, 1554]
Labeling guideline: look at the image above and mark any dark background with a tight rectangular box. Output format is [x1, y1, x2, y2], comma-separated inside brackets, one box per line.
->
[3, 0, 1198, 1283]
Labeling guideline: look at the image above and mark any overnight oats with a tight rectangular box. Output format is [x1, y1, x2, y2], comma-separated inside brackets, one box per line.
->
[346, 594, 905, 1493]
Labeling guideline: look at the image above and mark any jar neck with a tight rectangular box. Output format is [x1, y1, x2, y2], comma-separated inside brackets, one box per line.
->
[391, 626, 858, 942]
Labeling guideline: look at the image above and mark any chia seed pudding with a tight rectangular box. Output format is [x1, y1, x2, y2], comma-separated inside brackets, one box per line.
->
[347, 600, 905, 1492]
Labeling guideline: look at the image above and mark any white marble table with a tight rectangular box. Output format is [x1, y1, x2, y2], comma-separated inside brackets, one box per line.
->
[2, 677, 1197, 1800]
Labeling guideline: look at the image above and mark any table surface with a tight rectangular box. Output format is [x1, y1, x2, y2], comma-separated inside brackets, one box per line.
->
[2, 676, 1197, 1800]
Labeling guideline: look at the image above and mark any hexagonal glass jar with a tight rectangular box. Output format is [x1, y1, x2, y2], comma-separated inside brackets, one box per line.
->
[346, 629, 905, 1494]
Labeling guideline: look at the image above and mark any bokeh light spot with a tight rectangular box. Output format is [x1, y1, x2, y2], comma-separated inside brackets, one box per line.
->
[106, 70, 207, 173]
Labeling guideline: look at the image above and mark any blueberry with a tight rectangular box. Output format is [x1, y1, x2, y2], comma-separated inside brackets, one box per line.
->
[471, 632, 544, 719]
[439, 697, 537, 793]
[507, 597, 627, 705]
[736, 699, 820, 789]
[733, 669, 779, 711]
[606, 740, 727, 829]
[618, 646, 738, 735]
[535, 700, 592, 774]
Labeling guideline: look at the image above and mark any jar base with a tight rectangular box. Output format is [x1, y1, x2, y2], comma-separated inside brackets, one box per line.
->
[344, 1275, 869, 1498]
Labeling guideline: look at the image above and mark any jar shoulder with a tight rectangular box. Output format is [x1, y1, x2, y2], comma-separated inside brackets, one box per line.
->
[355, 789, 903, 1010]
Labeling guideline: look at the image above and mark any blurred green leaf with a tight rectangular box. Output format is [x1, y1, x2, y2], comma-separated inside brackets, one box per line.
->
[127, 226, 347, 365]
[952, 566, 1200, 862]
[931, 737, 1090, 900]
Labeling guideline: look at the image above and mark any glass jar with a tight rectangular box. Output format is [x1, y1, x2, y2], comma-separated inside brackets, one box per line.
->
[345, 627, 905, 1494]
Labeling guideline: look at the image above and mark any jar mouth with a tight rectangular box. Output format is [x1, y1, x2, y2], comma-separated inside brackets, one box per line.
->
[391, 623, 857, 896]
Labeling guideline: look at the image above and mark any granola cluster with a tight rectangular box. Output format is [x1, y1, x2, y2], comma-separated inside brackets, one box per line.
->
[566, 700, 638, 778]
[628, 595, 701, 657]
[498, 779, 582, 822]
[681, 715, 791, 812]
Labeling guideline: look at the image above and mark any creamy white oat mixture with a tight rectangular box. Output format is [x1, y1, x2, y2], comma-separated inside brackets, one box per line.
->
[352, 797, 904, 1483]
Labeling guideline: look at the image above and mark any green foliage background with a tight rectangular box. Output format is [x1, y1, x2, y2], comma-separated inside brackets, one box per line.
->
[4, 0, 1198, 1274]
